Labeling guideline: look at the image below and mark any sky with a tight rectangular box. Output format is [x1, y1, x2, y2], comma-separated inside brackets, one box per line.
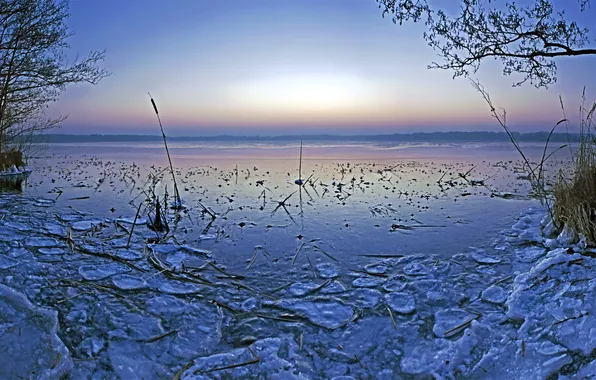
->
[49, 0, 596, 136]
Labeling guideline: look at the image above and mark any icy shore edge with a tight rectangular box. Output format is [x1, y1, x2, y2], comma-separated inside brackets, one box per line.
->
[0, 283, 73, 379]
[0, 165, 30, 176]
[2, 205, 596, 379]
[177, 210, 596, 380]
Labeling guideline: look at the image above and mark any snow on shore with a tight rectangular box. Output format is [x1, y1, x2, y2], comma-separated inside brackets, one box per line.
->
[177, 210, 596, 379]
[0, 165, 30, 176]
[0, 194, 595, 379]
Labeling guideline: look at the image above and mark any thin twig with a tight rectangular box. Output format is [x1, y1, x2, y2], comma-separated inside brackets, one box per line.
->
[126, 201, 143, 249]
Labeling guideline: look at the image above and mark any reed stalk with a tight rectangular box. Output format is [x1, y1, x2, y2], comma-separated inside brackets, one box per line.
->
[148, 93, 182, 209]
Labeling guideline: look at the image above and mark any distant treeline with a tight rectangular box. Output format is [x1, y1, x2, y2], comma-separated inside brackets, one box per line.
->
[34, 131, 581, 143]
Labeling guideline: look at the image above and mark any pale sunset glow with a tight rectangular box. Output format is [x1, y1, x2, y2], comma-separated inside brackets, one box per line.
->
[48, 0, 595, 135]
[228, 73, 374, 113]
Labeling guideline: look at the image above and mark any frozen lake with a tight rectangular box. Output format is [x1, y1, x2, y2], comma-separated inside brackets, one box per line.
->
[3, 140, 594, 379]
[22, 140, 553, 269]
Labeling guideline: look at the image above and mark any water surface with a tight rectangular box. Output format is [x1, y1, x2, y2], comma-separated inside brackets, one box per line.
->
[22, 140, 564, 270]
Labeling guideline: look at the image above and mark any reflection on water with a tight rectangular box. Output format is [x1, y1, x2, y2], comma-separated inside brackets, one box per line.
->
[1, 141, 578, 379]
[19, 141, 573, 271]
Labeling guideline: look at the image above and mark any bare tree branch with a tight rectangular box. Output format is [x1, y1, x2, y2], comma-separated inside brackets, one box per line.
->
[0, 0, 109, 153]
[377, 0, 594, 88]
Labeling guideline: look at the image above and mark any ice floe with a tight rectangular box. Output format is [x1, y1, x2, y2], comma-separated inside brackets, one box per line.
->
[78, 262, 131, 281]
[364, 263, 387, 274]
[0, 255, 19, 269]
[288, 282, 320, 296]
[71, 220, 103, 232]
[275, 298, 354, 329]
[384, 292, 416, 314]
[316, 262, 339, 278]
[38, 247, 65, 255]
[349, 288, 382, 309]
[116, 217, 148, 225]
[402, 262, 430, 275]
[25, 236, 59, 248]
[111, 274, 149, 290]
[481, 285, 508, 304]
[471, 250, 502, 264]
[3, 220, 31, 232]
[320, 280, 347, 294]
[382, 275, 408, 292]
[158, 281, 203, 295]
[111, 249, 144, 261]
[352, 276, 384, 288]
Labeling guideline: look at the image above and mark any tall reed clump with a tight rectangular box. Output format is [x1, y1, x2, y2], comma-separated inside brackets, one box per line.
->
[0, 149, 24, 172]
[553, 90, 596, 243]
[474, 79, 596, 244]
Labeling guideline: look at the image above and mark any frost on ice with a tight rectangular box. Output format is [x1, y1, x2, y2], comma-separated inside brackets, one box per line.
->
[78, 262, 131, 281]
[2, 194, 596, 379]
[0, 284, 72, 379]
[384, 292, 416, 314]
[481, 285, 508, 304]
[275, 298, 354, 330]
[111, 274, 148, 290]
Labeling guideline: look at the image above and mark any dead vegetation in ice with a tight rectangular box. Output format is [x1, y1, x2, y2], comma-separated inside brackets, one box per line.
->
[1, 191, 596, 379]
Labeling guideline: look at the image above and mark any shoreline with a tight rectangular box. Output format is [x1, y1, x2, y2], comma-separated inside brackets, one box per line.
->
[1, 192, 594, 379]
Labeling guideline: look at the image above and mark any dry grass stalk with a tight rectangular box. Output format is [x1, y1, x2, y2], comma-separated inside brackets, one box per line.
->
[148, 93, 182, 209]
[203, 346, 260, 373]
[443, 314, 481, 336]
[292, 241, 305, 265]
[126, 201, 143, 249]
[137, 329, 178, 343]
[553, 89, 596, 243]
[313, 244, 339, 262]
[471, 79, 566, 207]
[386, 305, 398, 330]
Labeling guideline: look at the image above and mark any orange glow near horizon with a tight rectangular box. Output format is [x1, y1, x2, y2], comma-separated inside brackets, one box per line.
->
[50, 1, 594, 135]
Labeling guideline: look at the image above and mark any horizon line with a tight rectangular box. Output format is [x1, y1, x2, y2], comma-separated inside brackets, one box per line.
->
[33, 131, 581, 143]
[42, 130, 578, 138]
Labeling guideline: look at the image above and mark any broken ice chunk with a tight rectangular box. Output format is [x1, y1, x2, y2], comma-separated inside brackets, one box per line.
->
[38, 248, 64, 256]
[288, 282, 320, 297]
[385, 292, 416, 314]
[0, 255, 19, 269]
[112, 274, 148, 290]
[352, 276, 384, 288]
[78, 263, 130, 281]
[403, 263, 429, 276]
[481, 285, 508, 304]
[71, 220, 103, 232]
[158, 281, 203, 295]
[316, 263, 339, 279]
[383, 275, 408, 292]
[365, 263, 388, 275]
[26, 237, 59, 248]
[471, 250, 501, 264]
[275, 298, 354, 329]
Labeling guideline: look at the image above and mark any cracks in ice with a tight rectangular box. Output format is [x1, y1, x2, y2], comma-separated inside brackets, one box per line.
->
[1, 196, 596, 378]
